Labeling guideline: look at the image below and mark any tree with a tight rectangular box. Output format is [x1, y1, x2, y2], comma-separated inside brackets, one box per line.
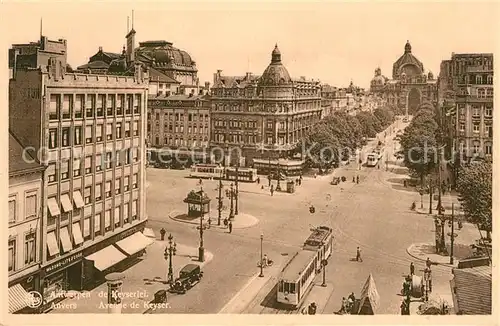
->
[373, 107, 395, 127]
[357, 111, 382, 137]
[302, 121, 340, 169]
[399, 126, 437, 185]
[456, 163, 492, 239]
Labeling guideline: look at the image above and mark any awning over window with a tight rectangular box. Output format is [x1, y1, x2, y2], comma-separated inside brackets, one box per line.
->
[72, 222, 84, 245]
[115, 232, 154, 256]
[9, 283, 30, 313]
[60, 194, 73, 213]
[46, 231, 59, 256]
[47, 198, 61, 216]
[85, 245, 127, 271]
[59, 227, 73, 253]
[73, 191, 84, 209]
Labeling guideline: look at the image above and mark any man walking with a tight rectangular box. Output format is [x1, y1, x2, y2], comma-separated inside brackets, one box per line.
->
[228, 220, 233, 233]
[356, 247, 362, 262]
[356, 175, 359, 184]
[160, 228, 166, 241]
[270, 184, 274, 196]
[426, 257, 432, 269]
[409, 262, 415, 276]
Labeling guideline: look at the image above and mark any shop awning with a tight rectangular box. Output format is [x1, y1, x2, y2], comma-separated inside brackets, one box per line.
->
[73, 191, 84, 209]
[115, 231, 154, 256]
[46, 231, 59, 256]
[143, 227, 156, 238]
[9, 283, 30, 313]
[59, 227, 73, 253]
[85, 245, 127, 271]
[47, 198, 61, 216]
[60, 194, 73, 212]
[72, 222, 84, 245]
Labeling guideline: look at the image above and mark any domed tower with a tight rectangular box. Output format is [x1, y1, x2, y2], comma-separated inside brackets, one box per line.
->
[259, 44, 292, 86]
[392, 40, 424, 79]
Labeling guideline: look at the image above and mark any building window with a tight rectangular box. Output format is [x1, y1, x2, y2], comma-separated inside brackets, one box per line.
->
[85, 125, 93, 144]
[49, 128, 58, 149]
[134, 94, 140, 114]
[105, 181, 112, 198]
[25, 192, 37, 219]
[133, 173, 138, 189]
[123, 203, 129, 224]
[48, 163, 57, 183]
[117, 95, 124, 115]
[485, 106, 492, 117]
[106, 152, 112, 169]
[9, 197, 16, 223]
[24, 232, 36, 265]
[95, 124, 103, 142]
[85, 156, 92, 174]
[116, 122, 122, 138]
[155, 136, 159, 145]
[73, 158, 81, 177]
[485, 143, 492, 155]
[49, 94, 59, 120]
[126, 95, 133, 115]
[105, 210, 112, 232]
[125, 121, 131, 137]
[486, 125, 493, 138]
[476, 75, 482, 84]
[114, 206, 122, 227]
[116, 151, 122, 167]
[74, 126, 82, 145]
[95, 153, 102, 172]
[96, 95, 104, 117]
[115, 178, 121, 195]
[124, 176, 130, 192]
[95, 183, 102, 201]
[107, 95, 114, 116]
[84, 186, 92, 205]
[60, 160, 69, 180]
[473, 123, 480, 133]
[473, 142, 480, 154]
[95, 212, 103, 236]
[62, 94, 72, 119]
[62, 127, 70, 147]
[132, 200, 138, 220]
[125, 148, 131, 165]
[106, 123, 113, 140]
[86, 94, 95, 118]
[75, 95, 83, 119]
[133, 121, 139, 136]
[83, 216, 91, 240]
[459, 123, 465, 132]
[8, 238, 16, 272]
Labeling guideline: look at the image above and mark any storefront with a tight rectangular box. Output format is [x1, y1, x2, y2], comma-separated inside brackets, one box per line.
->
[8, 268, 41, 314]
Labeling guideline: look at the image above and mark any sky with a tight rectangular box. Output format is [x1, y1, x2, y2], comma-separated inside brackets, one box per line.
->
[1, 1, 498, 89]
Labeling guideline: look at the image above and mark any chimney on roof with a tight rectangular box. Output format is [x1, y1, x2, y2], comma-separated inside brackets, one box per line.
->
[99, 46, 103, 52]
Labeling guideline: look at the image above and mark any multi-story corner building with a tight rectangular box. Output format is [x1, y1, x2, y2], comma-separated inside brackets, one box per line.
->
[369, 41, 438, 114]
[210, 45, 322, 166]
[439, 53, 493, 164]
[9, 36, 150, 311]
[147, 94, 211, 150]
[8, 131, 45, 314]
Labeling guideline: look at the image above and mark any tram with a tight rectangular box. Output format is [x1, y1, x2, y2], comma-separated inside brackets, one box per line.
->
[189, 164, 258, 182]
[276, 226, 334, 306]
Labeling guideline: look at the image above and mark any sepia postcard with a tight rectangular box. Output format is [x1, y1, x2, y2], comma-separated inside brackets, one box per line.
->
[0, 1, 498, 325]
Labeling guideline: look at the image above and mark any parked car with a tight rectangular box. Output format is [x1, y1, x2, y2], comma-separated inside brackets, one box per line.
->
[330, 177, 341, 185]
[169, 264, 203, 294]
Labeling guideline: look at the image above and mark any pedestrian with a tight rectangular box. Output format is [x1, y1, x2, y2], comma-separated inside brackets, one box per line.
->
[257, 177, 260, 184]
[356, 175, 359, 184]
[208, 218, 212, 228]
[400, 300, 406, 315]
[427, 269, 432, 292]
[426, 257, 432, 269]
[410, 262, 415, 276]
[348, 292, 356, 303]
[356, 247, 362, 262]
[268, 174, 271, 187]
[224, 218, 228, 227]
[228, 220, 233, 233]
[270, 184, 274, 196]
[353, 176, 356, 183]
[308, 302, 317, 315]
[160, 228, 166, 241]
[341, 297, 348, 313]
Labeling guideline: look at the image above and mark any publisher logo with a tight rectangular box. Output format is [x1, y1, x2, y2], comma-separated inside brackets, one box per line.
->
[26, 291, 43, 308]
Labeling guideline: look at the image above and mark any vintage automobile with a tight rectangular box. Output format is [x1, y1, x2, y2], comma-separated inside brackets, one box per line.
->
[169, 264, 203, 294]
[330, 177, 341, 185]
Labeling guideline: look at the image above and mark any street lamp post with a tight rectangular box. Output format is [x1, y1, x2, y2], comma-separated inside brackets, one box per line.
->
[428, 178, 433, 215]
[217, 171, 223, 226]
[450, 203, 456, 264]
[235, 150, 239, 216]
[229, 183, 235, 220]
[259, 233, 264, 277]
[164, 233, 177, 285]
[321, 259, 327, 287]
[276, 158, 282, 192]
[198, 188, 206, 262]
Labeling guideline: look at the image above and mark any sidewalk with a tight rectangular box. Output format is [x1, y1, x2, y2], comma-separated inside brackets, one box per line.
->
[218, 255, 288, 314]
[407, 241, 475, 268]
[301, 282, 334, 314]
[49, 240, 213, 314]
[413, 193, 463, 216]
[169, 209, 259, 229]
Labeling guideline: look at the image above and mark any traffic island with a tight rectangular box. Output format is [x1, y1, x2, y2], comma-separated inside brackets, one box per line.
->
[406, 242, 475, 268]
[169, 210, 259, 229]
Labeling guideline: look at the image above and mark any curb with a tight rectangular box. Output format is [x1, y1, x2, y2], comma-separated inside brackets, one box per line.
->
[168, 210, 259, 230]
[406, 243, 455, 268]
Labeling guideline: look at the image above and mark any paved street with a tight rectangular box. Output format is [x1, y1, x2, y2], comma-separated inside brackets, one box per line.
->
[143, 118, 479, 314]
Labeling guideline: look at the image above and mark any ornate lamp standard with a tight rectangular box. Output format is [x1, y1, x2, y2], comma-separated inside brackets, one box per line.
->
[228, 183, 235, 220]
[235, 148, 239, 215]
[216, 170, 224, 225]
[259, 233, 264, 277]
[197, 187, 209, 262]
[164, 234, 177, 285]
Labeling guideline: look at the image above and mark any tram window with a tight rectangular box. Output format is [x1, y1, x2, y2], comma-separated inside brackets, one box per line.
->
[290, 283, 296, 294]
[278, 281, 284, 292]
[284, 282, 290, 293]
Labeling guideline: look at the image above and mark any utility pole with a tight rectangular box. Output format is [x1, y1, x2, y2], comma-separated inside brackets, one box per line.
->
[450, 203, 455, 264]
[217, 171, 223, 226]
[229, 183, 234, 220]
[235, 150, 239, 215]
[428, 178, 433, 215]
[276, 158, 282, 192]
[198, 187, 206, 262]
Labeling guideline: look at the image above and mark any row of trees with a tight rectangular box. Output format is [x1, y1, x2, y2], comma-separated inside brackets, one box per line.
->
[399, 101, 492, 238]
[299, 106, 397, 169]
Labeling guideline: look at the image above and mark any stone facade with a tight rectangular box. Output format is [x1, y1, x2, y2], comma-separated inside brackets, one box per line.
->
[210, 45, 322, 166]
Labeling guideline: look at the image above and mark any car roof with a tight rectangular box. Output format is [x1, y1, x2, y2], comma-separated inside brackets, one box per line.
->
[180, 264, 200, 273]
